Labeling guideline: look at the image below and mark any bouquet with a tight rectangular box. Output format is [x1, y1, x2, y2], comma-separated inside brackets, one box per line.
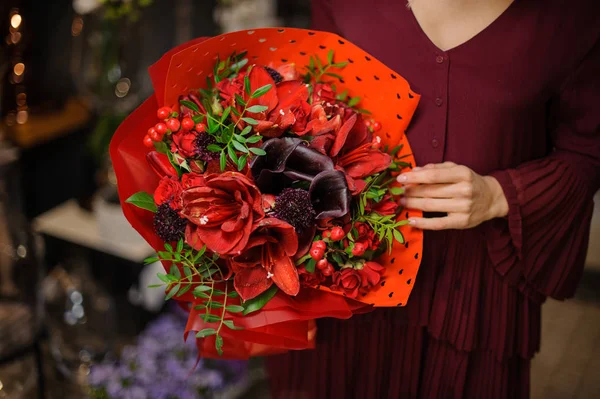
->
[111, 28, 422, 359]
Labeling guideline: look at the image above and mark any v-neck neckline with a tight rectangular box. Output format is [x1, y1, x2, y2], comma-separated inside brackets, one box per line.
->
[406, 0, 518, 54]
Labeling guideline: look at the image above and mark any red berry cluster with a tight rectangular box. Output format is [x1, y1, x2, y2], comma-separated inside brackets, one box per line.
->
[143, 106, 208, 148]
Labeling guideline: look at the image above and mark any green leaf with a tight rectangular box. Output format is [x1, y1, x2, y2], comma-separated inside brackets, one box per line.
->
[315, 56, 323, 70]
[305, 258, 316, 273]
[201, 314, 221, 323]
[220, 151, 227, 171]
[225, 305, 244, 313]
[295, 253, 312, 266]
[244, 75, 251, 95]
[348, 97, 361, 107]
[183, 266, 193, 280]
[215, 335, 224, 356]
[234, 93, 246, 107]
[147, 284, 163, 288]
[169, 265, 181, 279]
[327, 49, 334, 64]
[246, 135, 262, 144]
[207, 144, 222, 152]
[165, 243, 173, 253]
[193, 285, 212, 295]
[336, 89, 349, 101]
[357, 108, 372, 115]
[179, 100, 200, 113]
[158, 251, 172, 260]
[157, 273, 170, 283]
[250, 84, 273, 99]
[324, 72, 343, 80]
[125, 192, 157, 213]
[207, 301, 224, 309]
[240, 125, 252, 136]
[241, 117, 258, 126]
[196, 328, 216, 338]
[249, 147, 266, 156]
[193, 245, 207, 262]
[232, 140, 248, 153]
[176, 239, 184, 253]
[165, 283, 180, 300]
[144, 256, 159, 265]
[242, 285, 278, 315]
[212, 289, 226, 296]
[234, 134, 246, 143]
[237, 154, 248, 171]
[206, 115, 219, 134]
[227, 145, 239, 164]
[389, 187, 405, 196]
[223, 320, 243, 330]
[332, 61, 349, 68]
[309, 56, 315, 71]
[246, 105, 268, 113]
[393, 229, 405, 244]
[231, 107, 241, 117]
[153, 141, 169, 154]
[177, 284, 192, 297]
[220, 106, 231, 123]
[192, 114, 204, 124]
[331, 252, 344, 266]
[227, 291, 240, 298]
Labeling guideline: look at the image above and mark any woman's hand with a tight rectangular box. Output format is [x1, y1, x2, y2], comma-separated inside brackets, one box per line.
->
[396, 162, 509, 230]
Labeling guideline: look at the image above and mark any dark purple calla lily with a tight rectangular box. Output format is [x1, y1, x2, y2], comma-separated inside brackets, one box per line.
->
[250, 137, 350, 220]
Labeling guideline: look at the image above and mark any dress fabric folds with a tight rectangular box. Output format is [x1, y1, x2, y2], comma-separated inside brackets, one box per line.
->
[267, 0, 600, 397]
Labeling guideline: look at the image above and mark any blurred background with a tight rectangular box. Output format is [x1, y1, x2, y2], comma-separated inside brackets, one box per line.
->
[0, 1, 597, 398]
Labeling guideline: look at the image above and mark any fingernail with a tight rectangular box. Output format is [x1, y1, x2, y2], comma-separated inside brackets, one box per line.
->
[397, 174, 408, 183]
[408, 219, 416, 226]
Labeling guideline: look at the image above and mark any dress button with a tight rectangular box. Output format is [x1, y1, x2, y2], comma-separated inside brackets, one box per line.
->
[431, 139, 439, 148]
[436, 55, 444, 64]
[435, 97, 443, 106]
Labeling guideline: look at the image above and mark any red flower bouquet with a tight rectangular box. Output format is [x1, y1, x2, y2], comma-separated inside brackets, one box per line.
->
[111, 28, 423, 358]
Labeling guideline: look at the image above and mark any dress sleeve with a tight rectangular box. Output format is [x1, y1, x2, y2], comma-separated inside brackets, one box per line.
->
[311, 0, 341, 34]
[484, 37, 600, 301]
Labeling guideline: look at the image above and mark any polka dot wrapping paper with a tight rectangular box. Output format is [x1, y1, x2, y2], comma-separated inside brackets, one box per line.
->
[111, 28, 423, 358]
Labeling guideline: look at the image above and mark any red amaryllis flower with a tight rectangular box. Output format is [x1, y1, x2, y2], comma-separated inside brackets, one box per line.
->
[357, 261, 385, 290]
[331, 268, 362, 299]
[311, 83, 337, 104]
[270, 63, 300, 81]
[154, 177, 183, 210]
[181, 172, 204, 189]
[256, 80, 311, 138]
[298, 265, 325, 287]
[227, 66, 278, 131]
[216, 72, 246, 102]
[181, 172, 264, 255]
[228, 218, 299, 300]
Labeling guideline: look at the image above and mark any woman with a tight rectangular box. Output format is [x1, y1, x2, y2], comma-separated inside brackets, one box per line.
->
[266, 0, 600, 397]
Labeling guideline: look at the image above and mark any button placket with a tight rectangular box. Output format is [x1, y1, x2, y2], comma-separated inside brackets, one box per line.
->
[431, 53, 450, 159]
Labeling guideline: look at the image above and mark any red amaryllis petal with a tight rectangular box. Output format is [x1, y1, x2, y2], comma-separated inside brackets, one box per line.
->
[146, 151, 178, 178]
[234, 265, 273, 301]
[248, 66, 278, 113]
[268, 244, 300, 296]
[342, 150, 392, 179]
[329, 113, 357, 157]
[275, 80, 309, 110]
[256, 218, 298, 256]
[185, 224, 205, 250]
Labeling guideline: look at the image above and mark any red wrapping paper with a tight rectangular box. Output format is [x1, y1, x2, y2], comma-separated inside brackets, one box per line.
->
[110, 28, 422, 358]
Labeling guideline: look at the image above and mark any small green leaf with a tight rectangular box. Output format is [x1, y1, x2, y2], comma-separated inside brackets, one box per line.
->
[240, 125, 252, 136]
[220, 106, 231, 123]
[332, 61, 349, 68]
[393, 229, 405, 244]
[193, 245, 207, 262]
[241, 117, 258, 126]
[193, 285, 212, 295]
[327, 49, 334, 64]
[157, 273, 170, 283]
[179, 100, 200, 113]
[234, 93, 246, 107]
[125, 192, 157, 213]
[147, 284, 163, 288]
[220, 151, 227, 171]
[177, 284, 192, 297]
[246, 105, 268, 113]
[348, 97, 361, 107]
[227, 291, 240, 298]
[176, 239, 184, 253]
[196, 328, 217, 338]
[249, 147, 266, 156]
[206, 115, 219, 134]
[158, 251, 172, 260]
[231, 107, 241, 117]
[207, 301, 224, 309]
[183, 266, 193, 280]
[225, 305, 244, 313]
[315, 56, 323, 70]
[212, 289, 226, 296]
[169, 265, 181, 279]
[309, 56, 315, 71]
[192, 114, 204, 124]
[357, 108, 372, 115]
[246, 135, 262, 144]
[234, 134, 246, 143]
[222, 320, 243, 330]
[244, 75, 251, 95]
[201, 314, 221, 323]
[295, 253, 312, 266]
[324, 72, 343, 80]
[237, 154, 248, 171]
[215, 335, 224, 356]
[389, 187, 405, 196]
[232, 140, 248, 153]
[250, 84, 273, 99]
[165, 283, 180, 300]
[153, 141, 169, 154]
[164, 243, 173, 252]
[305, 258, 316, 273]
[336, 89, 349, 101]
[144, 256, 159, 265]
[227, 145, 239, 164]
[207, 144, 222, 152]
[242, 285, 278, 315]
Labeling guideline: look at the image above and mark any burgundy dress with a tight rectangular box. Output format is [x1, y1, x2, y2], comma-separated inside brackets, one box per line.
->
[267, 0, 600, 397]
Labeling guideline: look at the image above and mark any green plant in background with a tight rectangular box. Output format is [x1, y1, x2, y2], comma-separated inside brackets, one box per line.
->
[100, 0, 154, 22]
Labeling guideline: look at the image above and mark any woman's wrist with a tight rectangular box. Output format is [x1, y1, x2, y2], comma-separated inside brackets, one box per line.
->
[484, 175, 509, 220]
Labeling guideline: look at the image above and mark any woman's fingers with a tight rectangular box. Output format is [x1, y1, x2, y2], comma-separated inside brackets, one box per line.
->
[409, 214, 469, 230]
[398, 164, 472, 184]
[401, 197, 470, 213]
[404, 182, 473, 199]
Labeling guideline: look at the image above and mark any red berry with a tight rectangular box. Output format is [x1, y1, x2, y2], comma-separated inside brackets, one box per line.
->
[309, 247, 324, 261]
[352, 242, 366, 256]
[166, 118, 180, 132]
[195, 123, 207, 132]
[365, 120, 372, 128]
[322, 230, 331, 239]
[322, 264, 335, 276]
[148, 127, 162, 142]
[312, 240, 326, 251]
[155, 122, 168, 134]
[143, 135, 154, 148]
[316, 259, 330, 270]
[157, 106, 172, 120]
[372, 121, 382, 131]
[181, 117, 195, 131]
[330, 227, 344, 241]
